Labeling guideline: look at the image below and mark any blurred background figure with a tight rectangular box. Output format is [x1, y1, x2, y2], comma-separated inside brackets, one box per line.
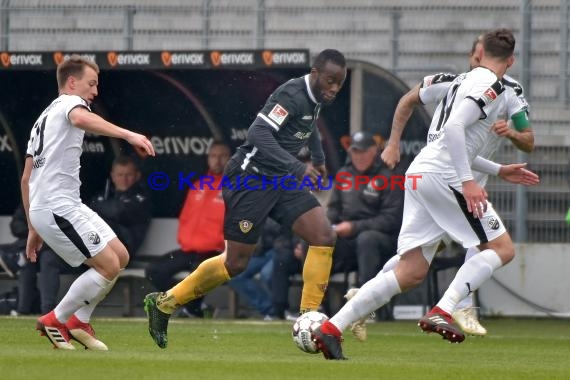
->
[327, 131, 404, 309]
[90, 155, 152, 256]
[145, 141, 231, 318]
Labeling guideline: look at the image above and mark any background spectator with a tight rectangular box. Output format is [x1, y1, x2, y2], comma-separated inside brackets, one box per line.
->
[0, 204, 74, 315]
[145, 141, 231, 318]
[327, 131, 404, 317]
[90, 155, 152, 255]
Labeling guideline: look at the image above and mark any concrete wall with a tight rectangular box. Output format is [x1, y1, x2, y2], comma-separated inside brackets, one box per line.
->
[479, 243, 570, 317]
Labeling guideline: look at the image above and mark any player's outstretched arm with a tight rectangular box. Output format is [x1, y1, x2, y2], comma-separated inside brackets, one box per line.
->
[472, 156, 539, 186]
[20, 156, 43, 262]
[382, 83, 422, 169]
[498, 163, 539, 186]
[69, 107, 155, 156]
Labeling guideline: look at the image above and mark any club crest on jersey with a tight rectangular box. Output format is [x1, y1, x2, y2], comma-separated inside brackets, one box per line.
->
[87, 232, 101, 245]
[268, 104, 289, 126]
[239, 220, 253, 234]
[487, 217, 500, 230]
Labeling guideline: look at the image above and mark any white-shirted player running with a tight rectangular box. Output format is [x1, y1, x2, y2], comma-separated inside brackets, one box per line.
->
[312, 28, 540, 360]
[22, 55, 155, 350]
[351, 35, 533, 339]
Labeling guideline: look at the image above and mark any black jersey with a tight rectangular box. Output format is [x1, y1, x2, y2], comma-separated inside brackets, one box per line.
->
[232, 74, 324, 178]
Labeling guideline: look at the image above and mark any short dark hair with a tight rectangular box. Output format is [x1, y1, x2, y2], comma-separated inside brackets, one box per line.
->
[56, 54, 99, 90]
[313, 49, 346, 71]
[208, 140, 231, 153]
[112, 155, 139, 170]
[482, 28, 515, 60]
[470, 34, 484, 55]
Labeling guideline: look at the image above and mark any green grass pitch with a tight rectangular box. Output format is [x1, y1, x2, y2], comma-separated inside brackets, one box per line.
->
[1, 317, 569, 380]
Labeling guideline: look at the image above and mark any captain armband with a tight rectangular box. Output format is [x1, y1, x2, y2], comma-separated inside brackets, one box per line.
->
[510, 110, 530, 132]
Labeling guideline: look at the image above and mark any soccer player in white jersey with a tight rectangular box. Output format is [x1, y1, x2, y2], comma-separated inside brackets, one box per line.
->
[311, 28, 539, 360]
[22, 55, 154, 350]
[363, 36, 533, 338]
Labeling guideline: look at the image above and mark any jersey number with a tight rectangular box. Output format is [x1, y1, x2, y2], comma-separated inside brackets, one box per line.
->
[435, 84, 460, 131]
[31, 115, 47, 157]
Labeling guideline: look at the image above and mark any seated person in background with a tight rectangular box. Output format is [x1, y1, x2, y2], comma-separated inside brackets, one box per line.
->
[0, 204, 73, 315]
[90, 155, 151, 255]
[327, 131, 404, 333]
[328, 131, 404, 286]
[145, 141, 231, 318]
[228, 218, 280, 320]
[0, 205, 30, 280]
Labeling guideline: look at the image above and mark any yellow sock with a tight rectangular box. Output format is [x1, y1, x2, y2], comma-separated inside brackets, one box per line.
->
[156, 255, 230, 314]
[300, 245, 334, 313]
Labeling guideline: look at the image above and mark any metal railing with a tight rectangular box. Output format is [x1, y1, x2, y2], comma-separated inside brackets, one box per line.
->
[0, 0, 569, 242]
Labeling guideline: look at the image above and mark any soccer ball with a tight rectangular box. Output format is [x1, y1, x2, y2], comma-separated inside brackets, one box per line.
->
[291, 311, 329, 354]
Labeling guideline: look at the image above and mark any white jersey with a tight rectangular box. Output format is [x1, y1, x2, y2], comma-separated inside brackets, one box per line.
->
[26, 94, 90, 212]
[418, 72, 463, 144]
[408, 67, 508, 188]
[418, 72, 529, 186]
[476, 73, 528, 185]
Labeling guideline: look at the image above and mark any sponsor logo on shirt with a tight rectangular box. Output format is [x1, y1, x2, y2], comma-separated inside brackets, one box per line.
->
[32, 157, 45, 169]
[268, 104, 289, 126]
[293, 131, 312, 140]
[427, 131, 443, 143]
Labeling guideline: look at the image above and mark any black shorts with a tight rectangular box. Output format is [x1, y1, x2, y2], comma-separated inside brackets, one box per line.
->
[222, 160, 320, 244]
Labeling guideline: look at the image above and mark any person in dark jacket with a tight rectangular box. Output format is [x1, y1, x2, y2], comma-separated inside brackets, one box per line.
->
[327, 131, 404, 287]
[145, 142, 230, 318]
[0, 204, 75, 315]
[90, 155, 151, 255]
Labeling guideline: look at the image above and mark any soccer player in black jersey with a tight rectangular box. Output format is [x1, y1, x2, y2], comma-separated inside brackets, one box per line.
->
[144, 49, 347, 349]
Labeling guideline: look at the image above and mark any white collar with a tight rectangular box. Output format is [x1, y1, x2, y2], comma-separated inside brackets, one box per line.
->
[304, 74, 318, 104]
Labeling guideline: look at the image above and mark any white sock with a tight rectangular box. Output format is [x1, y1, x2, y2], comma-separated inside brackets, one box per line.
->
[464, 246, 479, 262]
[436, 249, 502, 314]
[330, 270, 401, 332]
[74, 276, 118, 323]
[382, 255, 400, 273]
[455, 247, 480, 309]
[54, 268, 111, 323]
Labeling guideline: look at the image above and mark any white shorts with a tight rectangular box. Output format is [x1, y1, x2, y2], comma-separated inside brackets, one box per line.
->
[398, 173, 506, 256]
[29, 204, 116, 267]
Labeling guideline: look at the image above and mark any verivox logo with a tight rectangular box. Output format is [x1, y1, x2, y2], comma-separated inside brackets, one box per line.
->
[0, 53, 42, 67]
